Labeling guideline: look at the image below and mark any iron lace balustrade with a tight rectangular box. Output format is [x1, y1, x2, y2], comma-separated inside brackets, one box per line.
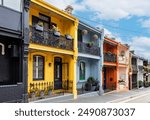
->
[104, 52, 117, 63]
[132, 65, 138, 73]
[30, 26, 73, 50]
[78, 42, 100, 56]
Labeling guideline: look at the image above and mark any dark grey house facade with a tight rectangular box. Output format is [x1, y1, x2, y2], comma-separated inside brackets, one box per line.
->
[0, 0, 30, 102]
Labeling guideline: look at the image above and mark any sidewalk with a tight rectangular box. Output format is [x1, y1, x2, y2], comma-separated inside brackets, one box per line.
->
[60, 87, 150, 103]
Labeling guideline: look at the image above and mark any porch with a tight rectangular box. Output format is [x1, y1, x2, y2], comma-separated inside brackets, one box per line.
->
[28, 51, 76, 101]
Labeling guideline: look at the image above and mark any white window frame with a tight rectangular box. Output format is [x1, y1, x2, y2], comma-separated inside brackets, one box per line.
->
[33, 55, 44, 80]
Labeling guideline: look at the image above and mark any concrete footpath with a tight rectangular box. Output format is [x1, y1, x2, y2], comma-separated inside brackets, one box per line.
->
[61, 87, 150, 103]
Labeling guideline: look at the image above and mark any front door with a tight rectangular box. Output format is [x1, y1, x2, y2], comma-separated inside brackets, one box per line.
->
[104, 67, 107, 89]
[54, 57, 62, 90]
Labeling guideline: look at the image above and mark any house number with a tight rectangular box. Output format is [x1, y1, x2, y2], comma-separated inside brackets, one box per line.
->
[0, 43, 5, 55]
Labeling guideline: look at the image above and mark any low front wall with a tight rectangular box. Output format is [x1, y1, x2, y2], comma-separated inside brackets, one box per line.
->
[0, 83, 24, 103]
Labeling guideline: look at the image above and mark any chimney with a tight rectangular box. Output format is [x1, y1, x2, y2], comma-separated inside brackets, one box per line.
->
[65, 5, 73, 14]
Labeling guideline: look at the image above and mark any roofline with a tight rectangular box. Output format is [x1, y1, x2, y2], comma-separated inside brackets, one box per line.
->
[104, 37, 119, 45]
[31, 0, 78, 22]
[79, 20, 103, 34]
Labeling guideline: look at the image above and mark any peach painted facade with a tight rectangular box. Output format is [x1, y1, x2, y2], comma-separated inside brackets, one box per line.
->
[118, 44, 129, 91]
[103, 37, 129, 92]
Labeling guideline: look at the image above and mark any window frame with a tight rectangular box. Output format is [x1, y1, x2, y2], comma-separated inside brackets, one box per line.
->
[33, 55, 45, 81]
[1, 0, 22, 12]
[79, 61, 86, 81]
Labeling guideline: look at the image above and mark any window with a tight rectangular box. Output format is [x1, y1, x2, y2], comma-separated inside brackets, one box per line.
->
[3, 0, 22, 12]
[0, 0, 2, 5]
[79, 62, 86, 80]
[33, 55, 44, 80]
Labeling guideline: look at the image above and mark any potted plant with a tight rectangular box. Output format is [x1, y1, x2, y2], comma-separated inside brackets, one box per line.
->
[30, 89, 36, 98]
[138, 80, 143, 88]
[85, 77, 99, 91]
[35, 21, 44, 31]
[86, 42, 94, 48]
[48, 85, 53, 96]
[40, 89, 45, 98]
[93, 34, 99, 40]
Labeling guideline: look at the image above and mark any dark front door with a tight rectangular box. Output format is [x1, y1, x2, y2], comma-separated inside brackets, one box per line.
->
[54, 57, 62, 90]
[104, 67, 107, 89]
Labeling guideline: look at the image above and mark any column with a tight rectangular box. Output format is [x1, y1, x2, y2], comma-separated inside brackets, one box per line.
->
[22, 0, 30, 103]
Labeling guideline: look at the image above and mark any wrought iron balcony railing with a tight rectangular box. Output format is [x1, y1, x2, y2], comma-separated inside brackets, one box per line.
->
[30, 26, 73, 51]
[104, 52, 117, 63]
[132, 65, 138, 73]
[78, 42, 100, 56]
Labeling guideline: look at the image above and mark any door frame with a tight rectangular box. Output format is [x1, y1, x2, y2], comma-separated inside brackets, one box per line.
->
[54, 57, 63, 90]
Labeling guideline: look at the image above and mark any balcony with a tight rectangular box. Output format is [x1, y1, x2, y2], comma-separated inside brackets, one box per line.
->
[104, 52, 117, 63]
[30, 26, 73, 51]
[132, 65, 138, 73]
[119, 56, 128, 64]
[78, 42, 100, 56]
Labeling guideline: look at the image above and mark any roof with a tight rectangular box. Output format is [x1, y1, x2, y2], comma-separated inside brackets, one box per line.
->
[79, 20, 103, 34]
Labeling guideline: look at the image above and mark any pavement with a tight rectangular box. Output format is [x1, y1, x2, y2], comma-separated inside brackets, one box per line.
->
[60, 87, 150, 103]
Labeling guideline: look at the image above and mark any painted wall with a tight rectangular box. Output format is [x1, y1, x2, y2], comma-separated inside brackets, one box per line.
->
[28, 0, 79, 99]
[76, 57, 100, 89]
[28, 51, 75, 92]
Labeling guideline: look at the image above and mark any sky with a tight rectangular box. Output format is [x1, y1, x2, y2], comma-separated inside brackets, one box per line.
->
[45, 0, 150, 59]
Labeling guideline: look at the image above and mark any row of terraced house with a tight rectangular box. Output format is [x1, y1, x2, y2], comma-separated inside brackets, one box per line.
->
[0, 0, 150, 102]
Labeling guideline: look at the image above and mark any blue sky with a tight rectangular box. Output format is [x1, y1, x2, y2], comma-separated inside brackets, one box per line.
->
[46, 0, 150, 59]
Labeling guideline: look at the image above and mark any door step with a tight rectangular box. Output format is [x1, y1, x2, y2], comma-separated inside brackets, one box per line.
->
[30, 93, 73, 103]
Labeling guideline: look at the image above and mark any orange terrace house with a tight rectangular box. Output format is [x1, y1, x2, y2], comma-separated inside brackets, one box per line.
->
[102, 37, 129, 92]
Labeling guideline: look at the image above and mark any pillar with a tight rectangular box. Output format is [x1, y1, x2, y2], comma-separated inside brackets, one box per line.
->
[22, 0, 30, 103]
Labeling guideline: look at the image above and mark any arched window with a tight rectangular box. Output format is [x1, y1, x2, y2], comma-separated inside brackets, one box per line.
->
[33, 55, 44, 80]
[79, 61, 86, 81]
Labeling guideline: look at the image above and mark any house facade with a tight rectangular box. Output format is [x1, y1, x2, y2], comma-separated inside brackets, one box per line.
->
[103, 37, 118, 91]
[28, 0, 79, 100]
[0, 0, 30, 102]
[118, 43, 129, 91]
[76, 21, 104, 94]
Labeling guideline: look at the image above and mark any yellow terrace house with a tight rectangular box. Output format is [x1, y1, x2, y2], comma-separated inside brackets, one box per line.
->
[28, 0, 78, 100]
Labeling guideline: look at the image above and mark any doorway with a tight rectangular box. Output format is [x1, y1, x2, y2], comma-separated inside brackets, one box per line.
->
[54, 57, 62, 90]
[103, 67, 107, 89]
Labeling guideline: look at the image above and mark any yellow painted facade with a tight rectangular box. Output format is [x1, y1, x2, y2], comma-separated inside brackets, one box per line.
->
[28, 0, 78, 99]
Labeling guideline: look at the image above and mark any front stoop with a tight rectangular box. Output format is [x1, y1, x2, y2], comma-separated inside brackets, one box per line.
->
[30, 93, 73, 103]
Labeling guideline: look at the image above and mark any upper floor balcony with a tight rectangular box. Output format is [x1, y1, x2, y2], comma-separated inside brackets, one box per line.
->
[30, 26, 73, 51]
[118, 56, 128, 64]
[78, 41, 100, 56]
[104, 52, 117, 63]
[132, 65, 138, 73]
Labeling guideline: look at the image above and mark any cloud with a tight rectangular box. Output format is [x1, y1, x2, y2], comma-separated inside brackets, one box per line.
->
[45, 0, 150, 21]
[45, 0, 86, 11]
[81, 0, 150, 20]
[130, 36, 150, 59]
[140, 18, 150, 29]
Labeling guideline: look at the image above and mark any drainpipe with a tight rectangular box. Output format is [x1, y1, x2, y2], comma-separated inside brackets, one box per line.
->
[98, 29, 104, 95]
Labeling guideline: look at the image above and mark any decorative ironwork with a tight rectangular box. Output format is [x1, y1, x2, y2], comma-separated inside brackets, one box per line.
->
[24, 0, 31, 11]
[30, 26, 73, 50]
[104, 52, 117, 63]
[78, 42, 100, 56]
[132, 65, 138, 73]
